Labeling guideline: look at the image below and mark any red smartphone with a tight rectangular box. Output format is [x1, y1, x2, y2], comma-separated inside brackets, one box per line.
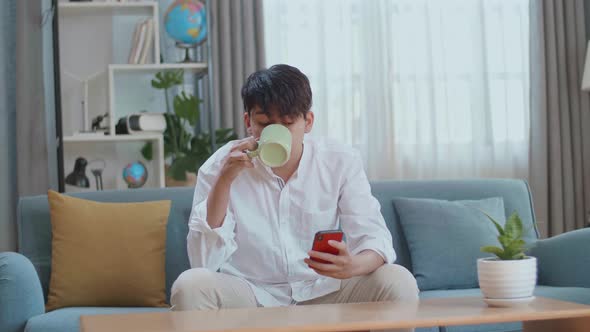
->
[310, 230, 344, 264]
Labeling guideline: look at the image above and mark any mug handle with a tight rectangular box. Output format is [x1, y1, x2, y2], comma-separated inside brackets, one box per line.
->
[245, 141, 260, 159]
[246, 149, 259, 159]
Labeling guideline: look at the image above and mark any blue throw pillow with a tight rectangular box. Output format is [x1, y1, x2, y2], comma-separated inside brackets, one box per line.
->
[392, 197, 505, 291]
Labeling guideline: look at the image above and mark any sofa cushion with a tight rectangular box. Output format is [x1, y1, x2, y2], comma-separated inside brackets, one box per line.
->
[24, 307, 168, 332]
[393, 197, 505, 291]
[18, 187, 194, 304]
[369, 179, 538, 272]
[46, 191, 170, 311]
[420, 286, 590, 332]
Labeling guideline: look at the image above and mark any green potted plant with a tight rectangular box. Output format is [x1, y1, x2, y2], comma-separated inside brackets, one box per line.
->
[142, 70, 237, 186]
[477, 211, 537, 307]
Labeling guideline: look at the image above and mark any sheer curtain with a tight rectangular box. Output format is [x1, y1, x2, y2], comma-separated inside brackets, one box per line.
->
[264, 0, 530, 180]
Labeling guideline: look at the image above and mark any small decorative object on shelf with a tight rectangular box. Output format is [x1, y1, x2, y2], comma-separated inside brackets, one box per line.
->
[65, 157, 90, 188]
[115, 112, 166, 135]
[91, 113, 109, 134]
[88, 159, 106, 191]
[122, 161, 148, 189]
[164, 0, 207, 63]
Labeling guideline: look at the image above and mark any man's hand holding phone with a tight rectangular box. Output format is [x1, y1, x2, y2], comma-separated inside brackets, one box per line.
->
[304, 230, 357, 280]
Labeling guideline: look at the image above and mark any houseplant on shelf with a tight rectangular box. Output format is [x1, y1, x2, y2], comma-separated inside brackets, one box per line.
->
[477, 211, 537, 307]
[142, 69, 237, 187]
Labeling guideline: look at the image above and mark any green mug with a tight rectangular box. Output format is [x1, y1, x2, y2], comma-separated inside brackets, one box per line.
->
[246, 124, 292, 167]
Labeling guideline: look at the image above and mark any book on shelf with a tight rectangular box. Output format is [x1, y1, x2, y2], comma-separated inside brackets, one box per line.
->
[139, 19, 153, 64]
[127, 21, 141, 64]
[127, 18, 153, 65]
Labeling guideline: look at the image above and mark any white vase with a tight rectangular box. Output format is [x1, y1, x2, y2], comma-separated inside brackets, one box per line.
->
[477, 257, 537, 301]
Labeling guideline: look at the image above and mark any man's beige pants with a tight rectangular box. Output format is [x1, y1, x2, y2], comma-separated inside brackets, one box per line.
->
[171, 264, 420, 332]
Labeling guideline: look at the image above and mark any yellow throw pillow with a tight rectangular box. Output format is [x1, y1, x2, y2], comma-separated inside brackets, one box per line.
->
[46, 190, 171, 311]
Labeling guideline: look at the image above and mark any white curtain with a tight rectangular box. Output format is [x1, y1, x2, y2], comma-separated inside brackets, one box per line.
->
[264, 0, 530, 180]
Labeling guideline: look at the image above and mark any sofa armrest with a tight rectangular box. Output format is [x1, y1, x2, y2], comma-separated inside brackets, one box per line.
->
[528, 228, 590, 288]
[0, 252, 45, 332]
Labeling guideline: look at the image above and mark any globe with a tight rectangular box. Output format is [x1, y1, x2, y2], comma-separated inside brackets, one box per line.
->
[122, 161, 148, 189]
[164, 0, 207, 46]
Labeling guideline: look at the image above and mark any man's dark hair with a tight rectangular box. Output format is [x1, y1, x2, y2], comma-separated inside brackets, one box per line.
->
[241, 64, 312, 118]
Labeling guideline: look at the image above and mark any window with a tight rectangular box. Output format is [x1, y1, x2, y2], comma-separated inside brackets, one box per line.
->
[264, 0, 530, 179]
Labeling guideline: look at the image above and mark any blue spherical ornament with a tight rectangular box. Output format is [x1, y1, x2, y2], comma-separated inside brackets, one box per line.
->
[122, 161, 148, 189]
[164, 0, 207, 46]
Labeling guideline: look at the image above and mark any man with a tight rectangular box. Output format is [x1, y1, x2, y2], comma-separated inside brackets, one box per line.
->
[171, 64, 418, 331]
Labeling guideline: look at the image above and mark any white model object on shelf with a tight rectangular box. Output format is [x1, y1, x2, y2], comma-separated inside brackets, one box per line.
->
[115, 113, 166, 135]
[62, 69, 107, 135]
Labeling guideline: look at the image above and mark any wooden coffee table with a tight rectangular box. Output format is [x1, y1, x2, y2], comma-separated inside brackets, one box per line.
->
[80, 296, 590, 332]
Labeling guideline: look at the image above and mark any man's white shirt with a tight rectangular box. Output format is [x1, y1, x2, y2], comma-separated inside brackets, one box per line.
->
[187, 135, 395, 307]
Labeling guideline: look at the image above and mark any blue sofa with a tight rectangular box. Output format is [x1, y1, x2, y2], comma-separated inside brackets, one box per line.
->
[1, 179, 589, 332]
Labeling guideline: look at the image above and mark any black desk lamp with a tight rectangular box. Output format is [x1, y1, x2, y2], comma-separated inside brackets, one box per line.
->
[65, 157, 90, 188]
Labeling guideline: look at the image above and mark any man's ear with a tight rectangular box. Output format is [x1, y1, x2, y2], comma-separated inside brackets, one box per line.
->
[304, 111, 314, 133]
[244, 112, 252, 135]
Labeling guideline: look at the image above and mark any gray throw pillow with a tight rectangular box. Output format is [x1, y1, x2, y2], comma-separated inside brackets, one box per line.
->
[392, 197, 505, 291]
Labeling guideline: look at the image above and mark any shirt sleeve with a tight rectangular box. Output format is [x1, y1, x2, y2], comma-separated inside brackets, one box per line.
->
[338, 150, 396, 264]
[186, 152, 238, 271]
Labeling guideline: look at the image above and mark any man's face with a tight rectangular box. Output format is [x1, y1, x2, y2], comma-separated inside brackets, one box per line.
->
[244, 106, 314, 151]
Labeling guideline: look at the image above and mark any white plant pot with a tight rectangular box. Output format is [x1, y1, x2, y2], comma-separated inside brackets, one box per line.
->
[477, 257, 537, 302]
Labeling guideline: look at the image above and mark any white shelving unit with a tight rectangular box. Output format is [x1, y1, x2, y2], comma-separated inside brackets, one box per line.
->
[57, 0, 167, 192]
